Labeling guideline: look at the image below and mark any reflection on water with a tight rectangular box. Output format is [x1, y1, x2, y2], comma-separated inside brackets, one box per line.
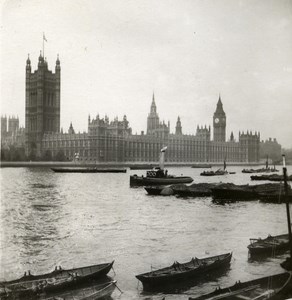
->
[0, 166, 291, 299]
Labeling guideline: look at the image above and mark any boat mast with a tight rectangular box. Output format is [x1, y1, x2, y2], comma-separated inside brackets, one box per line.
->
[266, 155, 269, 169]
[283, 154, 292, 267]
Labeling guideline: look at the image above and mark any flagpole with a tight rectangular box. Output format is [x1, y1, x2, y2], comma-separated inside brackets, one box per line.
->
[43, 33, 44, 58]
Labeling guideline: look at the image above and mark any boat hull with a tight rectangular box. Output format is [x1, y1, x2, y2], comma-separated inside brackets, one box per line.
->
[42, 281, 116, 300]
[189, 272, 292, 300]
[130, 175, 193, 186]
[248, 234, 290, 256]
[51, 168, 126, 173]
[136, 253, 232, 291]
[0, 261, 114, 297]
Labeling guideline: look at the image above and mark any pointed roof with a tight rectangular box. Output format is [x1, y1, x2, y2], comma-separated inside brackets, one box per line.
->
[150, 92, 157, 114]
[214, 94, 225, 114]
[152, 92, 156, 105]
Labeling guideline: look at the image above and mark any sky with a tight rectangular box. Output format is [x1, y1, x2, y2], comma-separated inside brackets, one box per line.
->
[1, 0, 292, 148]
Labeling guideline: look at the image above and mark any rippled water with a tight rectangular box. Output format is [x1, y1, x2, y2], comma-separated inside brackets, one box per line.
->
[0, 166, 291, 299]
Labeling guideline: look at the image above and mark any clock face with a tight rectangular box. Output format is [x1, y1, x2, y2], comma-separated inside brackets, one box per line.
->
[215, 118, 219, 124]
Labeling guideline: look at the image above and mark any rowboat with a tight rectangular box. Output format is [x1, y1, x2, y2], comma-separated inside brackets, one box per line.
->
[42, 280, 117, 300]
[248, 234, 289, 256]
[0, 276, 75, 299]
[136, 252, 232, 291]
[188, 272, 292, 300]
[0, 261, 114, 297]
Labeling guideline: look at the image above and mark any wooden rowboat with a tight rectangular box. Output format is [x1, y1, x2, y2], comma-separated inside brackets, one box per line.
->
[42, 280, 117, 300]
[136, 253, 232, 291]
[188, 272, 292, 300]
[0, 261, 114, 297]
[247, 234, 289, 256]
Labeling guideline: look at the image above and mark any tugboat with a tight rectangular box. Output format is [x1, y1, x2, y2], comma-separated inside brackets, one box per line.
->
[130, 147, 193, 187]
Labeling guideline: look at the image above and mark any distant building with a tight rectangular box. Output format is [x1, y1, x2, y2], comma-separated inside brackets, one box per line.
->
[41, 93, 260, 163]
[1, 53, 262, 163]
[1, 115, 25, 149]
[260, 138, 282, 163]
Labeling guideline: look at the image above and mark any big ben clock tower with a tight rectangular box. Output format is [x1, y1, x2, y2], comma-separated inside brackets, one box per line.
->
[213, 95, 226, 142]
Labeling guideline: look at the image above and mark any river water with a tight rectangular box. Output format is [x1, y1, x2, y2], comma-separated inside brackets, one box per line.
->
[0, 166, 291, 299]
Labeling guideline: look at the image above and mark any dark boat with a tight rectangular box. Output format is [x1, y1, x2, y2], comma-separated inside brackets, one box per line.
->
[188, 272, 292, 300]
[191, 164, 212, 168]
[135, 252, 232, 291]
[51, 167, 127, 173]
[211, 183, 290, 202]
[130, 172, 193, 186]
[200, 161, 229, 176]
[130, 147, 193, 186]
[42, 280, 117, 300]
[242, 167, 279, 174]
[144, 185, 166, 195]
[247, 234, 290, 256]
[130, 164, 154, 170]
[251, 174, 292, 181]
[145, 183, 217, 197]
[200, 169, 228, 176]
[211, 183, 256, 200]
[0, 261, 114, 297]
[242, 156, 279, 174]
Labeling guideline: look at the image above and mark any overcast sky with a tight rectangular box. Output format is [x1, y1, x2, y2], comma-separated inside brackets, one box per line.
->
[1, 0, 292, 148]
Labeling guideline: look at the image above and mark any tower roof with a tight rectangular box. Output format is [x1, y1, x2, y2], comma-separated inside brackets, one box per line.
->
[214, 94, 225, 114]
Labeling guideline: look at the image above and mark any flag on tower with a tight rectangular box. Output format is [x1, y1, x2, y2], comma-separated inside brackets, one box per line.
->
[43, 33, 47, 42]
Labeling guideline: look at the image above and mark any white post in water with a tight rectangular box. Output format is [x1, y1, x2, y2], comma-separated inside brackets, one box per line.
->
[159, 146, 167, 171]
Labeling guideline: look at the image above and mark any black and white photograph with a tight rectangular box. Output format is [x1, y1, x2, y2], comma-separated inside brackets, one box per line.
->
[1, 0, 292, 299]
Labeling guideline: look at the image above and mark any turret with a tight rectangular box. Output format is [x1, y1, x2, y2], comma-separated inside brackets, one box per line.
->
[55, 54, 60, 72]
[175, 116, 182, 135]
[213, 94, 226, 142]
[26, 54, 31, 73]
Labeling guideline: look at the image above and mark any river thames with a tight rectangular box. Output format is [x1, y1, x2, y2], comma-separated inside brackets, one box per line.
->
[0, 166, 291, 299]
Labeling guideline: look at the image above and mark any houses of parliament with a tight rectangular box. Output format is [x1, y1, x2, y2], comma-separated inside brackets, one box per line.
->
[3, 52, 279, 163]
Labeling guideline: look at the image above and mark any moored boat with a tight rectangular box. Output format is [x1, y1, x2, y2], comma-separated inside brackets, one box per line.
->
[200, 169, 228, 176]
[191, 164, 212, 168]
[188, 272, 292, 300]
[247, 234, 290, 256]
[51, 167, 126, 173]
[211, 183, 290, 202]
[251, 174, 292, 181]
[145, 183, 217, 197]
[242, 156, 279, 174]
[0, 261, 114, 296]
[242, 167, 279, 174]
[42, 280, 117, 300]
[136, 252, 232, 291]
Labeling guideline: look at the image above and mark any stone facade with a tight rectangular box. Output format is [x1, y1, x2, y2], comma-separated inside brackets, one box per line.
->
[1, 116, 25, 148]
[260, 138, 282, 162]
[41, 95, 260, 163]
[25, 53, 60, 157]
